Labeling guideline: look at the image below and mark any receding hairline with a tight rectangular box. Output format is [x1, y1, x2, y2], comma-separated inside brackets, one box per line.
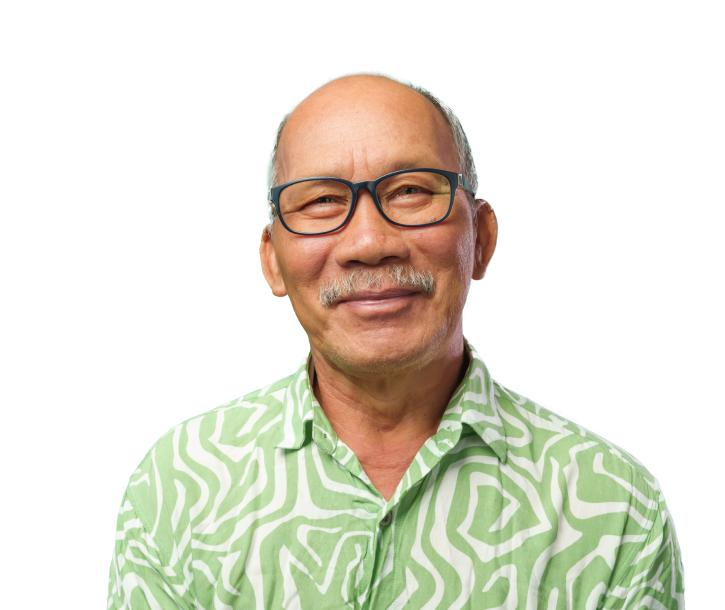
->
[277, 72, 456, 146]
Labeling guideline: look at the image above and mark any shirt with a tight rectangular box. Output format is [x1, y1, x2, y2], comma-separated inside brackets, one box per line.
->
[108, 343, 684, 609]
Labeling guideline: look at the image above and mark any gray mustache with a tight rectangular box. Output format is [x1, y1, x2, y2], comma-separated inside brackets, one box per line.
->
[319, 265, 435, 307]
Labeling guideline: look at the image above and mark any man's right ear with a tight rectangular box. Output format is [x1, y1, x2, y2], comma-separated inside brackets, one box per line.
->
[259, 225, 288, 297]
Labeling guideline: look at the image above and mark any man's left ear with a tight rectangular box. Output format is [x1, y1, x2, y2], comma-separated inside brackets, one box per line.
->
[472, 199, 498, 280]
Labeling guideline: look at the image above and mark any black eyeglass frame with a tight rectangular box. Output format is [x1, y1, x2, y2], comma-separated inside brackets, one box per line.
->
[268, 168, 476, 236]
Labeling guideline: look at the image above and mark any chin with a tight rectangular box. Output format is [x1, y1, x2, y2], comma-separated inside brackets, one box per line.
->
[321, 325, 449, 377]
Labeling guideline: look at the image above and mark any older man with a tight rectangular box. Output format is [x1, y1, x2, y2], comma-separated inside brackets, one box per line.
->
[108, 75, 684, 609]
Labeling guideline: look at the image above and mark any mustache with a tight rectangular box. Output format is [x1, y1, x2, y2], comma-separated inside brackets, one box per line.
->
[319, 265, 435, 307]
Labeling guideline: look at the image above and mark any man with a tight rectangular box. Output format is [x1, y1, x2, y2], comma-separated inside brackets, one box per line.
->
[108, 75, 684, 609]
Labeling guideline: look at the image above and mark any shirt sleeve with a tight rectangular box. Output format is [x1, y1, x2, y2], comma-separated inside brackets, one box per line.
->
[107, 490, 192, 610]
[602, 485, 685, 609]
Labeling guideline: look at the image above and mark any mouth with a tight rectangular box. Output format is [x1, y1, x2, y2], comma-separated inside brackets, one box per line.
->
[336, 288, 421, 312]
[339, 288, 417, 303]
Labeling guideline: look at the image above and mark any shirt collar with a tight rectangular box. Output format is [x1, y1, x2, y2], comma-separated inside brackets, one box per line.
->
[275, 342, 508, 463]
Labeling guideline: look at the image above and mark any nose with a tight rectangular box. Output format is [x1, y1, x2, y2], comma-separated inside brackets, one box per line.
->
[334, 188, 410, 267]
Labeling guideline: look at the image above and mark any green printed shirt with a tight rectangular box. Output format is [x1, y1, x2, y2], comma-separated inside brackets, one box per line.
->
[108, 344, 684, 609]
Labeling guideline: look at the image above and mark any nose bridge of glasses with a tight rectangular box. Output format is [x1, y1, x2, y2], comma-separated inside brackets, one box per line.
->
[350, 182, 384, 220]
[353, 180, 377, 198]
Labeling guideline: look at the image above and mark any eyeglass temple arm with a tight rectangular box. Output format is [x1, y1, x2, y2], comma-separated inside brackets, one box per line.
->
[458, 174, 476, 196]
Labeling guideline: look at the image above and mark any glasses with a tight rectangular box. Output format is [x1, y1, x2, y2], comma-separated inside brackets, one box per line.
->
[269, 168, 476, 236]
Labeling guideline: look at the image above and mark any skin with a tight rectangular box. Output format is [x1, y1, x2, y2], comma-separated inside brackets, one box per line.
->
[260, 75, 497, 500]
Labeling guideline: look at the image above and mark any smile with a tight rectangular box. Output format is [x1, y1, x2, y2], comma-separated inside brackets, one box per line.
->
[337, 288, 420, 312]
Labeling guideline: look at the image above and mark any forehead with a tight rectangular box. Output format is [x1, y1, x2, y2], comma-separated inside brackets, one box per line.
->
[276, 78, 459, 183]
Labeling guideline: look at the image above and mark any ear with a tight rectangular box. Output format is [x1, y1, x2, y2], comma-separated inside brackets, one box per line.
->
[260, 225, 288, 297]
[472, 200, 498, 280]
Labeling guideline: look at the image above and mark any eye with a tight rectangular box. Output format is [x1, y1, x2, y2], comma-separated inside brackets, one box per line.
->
[311, 196, 335, 204]
[392, 184, 432, 200]
[400, 186, 421, 196]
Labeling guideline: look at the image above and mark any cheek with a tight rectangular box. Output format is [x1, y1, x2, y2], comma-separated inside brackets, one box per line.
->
[409, 224, 475, 289]
[455, 227, 476, 279]
[276, 234, 334, 296]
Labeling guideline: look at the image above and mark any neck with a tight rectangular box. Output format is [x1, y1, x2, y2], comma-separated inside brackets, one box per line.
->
[310, 334, 468, 500]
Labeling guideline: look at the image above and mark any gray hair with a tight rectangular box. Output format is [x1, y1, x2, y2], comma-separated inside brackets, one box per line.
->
[266, 75, 478, 222]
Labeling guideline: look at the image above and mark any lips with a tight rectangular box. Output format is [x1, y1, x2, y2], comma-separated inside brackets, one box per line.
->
[337, 288, 419, 303]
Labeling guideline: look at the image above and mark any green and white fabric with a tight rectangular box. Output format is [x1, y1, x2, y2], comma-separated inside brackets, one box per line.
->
[108, 344, 684, 609]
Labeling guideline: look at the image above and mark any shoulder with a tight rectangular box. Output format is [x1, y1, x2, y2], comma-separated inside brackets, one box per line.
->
[492, 379, 661, 504]
[123, 372, 295, 525]
[487, 381, 684, 603]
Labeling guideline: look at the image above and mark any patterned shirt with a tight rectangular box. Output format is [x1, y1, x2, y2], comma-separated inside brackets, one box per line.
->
[108, 344, 684, 609]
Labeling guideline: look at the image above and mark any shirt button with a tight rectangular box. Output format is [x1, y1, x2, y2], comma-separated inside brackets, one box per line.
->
[380, 512, 392, 527]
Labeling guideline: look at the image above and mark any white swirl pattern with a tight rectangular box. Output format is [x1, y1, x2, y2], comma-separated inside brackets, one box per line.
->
[108, 344, 684, 609]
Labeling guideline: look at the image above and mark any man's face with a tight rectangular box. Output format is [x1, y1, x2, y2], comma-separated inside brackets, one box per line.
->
[261, 76, 496, 376]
